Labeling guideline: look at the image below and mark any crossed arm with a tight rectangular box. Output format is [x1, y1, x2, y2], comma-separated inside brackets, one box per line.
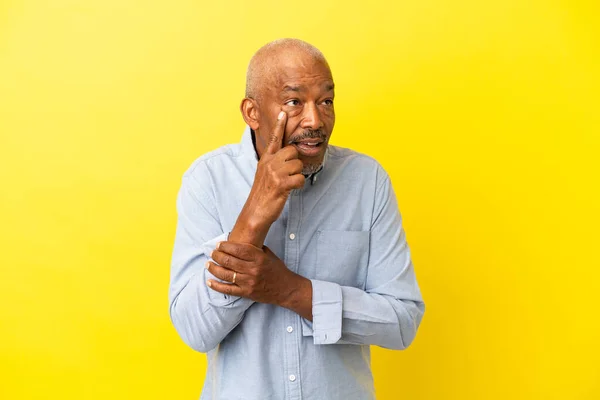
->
[169, 111, 424, 352]
[168, 164, 425, 353]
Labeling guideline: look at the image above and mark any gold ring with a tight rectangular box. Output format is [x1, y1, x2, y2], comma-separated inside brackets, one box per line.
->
[232, 272, 237, 284]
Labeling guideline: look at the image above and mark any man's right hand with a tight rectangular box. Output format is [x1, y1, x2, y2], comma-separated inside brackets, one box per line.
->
[228, 111, 305, 247]
[249, 111, 305, 224]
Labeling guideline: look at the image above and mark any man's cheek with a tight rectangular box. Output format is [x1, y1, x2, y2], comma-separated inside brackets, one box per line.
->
[285, 108, 304, 120]
[285, 122, 300, 137]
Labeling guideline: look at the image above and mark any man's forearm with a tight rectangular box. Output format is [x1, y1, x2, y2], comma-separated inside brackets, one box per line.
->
[228, 202, 272, 247]
[217, 189, 316, 322]
[217, 200, 314, 321]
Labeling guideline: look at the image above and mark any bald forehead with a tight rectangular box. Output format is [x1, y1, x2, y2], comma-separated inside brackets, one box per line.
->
[265, 52, 331, 90]
[245, 39, 332, 99]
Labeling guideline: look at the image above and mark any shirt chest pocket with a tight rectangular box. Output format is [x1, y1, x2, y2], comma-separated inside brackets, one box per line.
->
[315, 230, 370, 289]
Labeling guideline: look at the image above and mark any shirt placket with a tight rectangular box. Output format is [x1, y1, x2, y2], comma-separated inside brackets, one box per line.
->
[283, 189, 303, 400]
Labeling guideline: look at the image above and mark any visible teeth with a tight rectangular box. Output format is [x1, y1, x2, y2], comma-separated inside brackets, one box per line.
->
[294, 141, 320, 147]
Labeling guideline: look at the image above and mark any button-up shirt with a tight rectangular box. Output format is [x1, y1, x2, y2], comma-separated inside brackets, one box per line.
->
[169, 126, 425, 400]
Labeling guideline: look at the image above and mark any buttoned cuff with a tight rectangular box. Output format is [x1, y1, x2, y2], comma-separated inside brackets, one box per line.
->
[303, 279, 343, 345]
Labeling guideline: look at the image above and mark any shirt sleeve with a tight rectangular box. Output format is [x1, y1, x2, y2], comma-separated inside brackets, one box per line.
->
[302, 170, 425, 349]
[169, 164, 254, 353]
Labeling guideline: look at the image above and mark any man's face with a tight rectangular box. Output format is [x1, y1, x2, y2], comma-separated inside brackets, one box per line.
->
[255, 55, 335, 174]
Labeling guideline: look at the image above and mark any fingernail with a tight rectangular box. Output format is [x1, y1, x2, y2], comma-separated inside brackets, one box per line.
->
[210, 250, 215, 259]
[206, 280, 212, 288]
[278, 111, 285, 120]
[217, 242, 222, 250]
[205, 261, 210, 270]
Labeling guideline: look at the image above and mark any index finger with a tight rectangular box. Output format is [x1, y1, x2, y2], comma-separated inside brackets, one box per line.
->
[217, 241, 262, 262]
[266, 110, 287, 155]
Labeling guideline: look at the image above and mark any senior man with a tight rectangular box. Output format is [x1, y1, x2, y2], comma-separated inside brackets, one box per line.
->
[169, 38, 425, 400]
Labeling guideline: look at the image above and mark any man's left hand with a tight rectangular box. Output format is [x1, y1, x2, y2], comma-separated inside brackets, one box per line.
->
[206, 241, 307, 309]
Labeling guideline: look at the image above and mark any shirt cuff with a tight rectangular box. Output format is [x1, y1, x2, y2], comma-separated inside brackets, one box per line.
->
[306, 279, 343, 345]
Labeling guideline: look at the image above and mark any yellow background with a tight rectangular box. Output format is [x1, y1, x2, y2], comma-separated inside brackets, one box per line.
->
[1, 0, 599, 399]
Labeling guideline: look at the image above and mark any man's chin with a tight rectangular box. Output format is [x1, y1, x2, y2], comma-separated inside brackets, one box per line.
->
[297, 144, 326, 174]
[300, 158, 324, 175]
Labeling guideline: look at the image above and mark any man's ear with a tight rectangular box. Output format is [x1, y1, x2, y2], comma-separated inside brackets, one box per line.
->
[240, 98, 260, 130]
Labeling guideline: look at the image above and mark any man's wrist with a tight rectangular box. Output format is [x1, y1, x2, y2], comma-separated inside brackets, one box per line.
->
[280, 275, 313, 321]
[243, 210, 271, 233]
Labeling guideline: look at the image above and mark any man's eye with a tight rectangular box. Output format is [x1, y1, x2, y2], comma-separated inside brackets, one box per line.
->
[323, 99, 334, 106]
[285, 99, 300, 106]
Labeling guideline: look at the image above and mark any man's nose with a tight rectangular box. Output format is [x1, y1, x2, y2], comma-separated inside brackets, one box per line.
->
[300, 102, 324, 130]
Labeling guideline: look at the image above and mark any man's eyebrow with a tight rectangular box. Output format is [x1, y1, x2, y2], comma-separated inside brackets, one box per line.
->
[280, 83, 335, 94]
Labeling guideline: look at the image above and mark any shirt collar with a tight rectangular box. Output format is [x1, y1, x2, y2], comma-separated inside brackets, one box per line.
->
[240, 125, 328, 184]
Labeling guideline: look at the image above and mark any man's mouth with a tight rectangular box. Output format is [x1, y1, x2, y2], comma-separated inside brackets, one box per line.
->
[291, 139, 325, 157]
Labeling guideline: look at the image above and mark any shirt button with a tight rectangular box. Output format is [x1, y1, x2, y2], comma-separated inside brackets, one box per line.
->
[289, 374, 296, 382]
[286, 326, 293, 333]
[289, 233, 296, 240]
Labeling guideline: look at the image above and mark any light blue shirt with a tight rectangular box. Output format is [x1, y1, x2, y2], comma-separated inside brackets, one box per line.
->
[169, 127, 425, 400]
